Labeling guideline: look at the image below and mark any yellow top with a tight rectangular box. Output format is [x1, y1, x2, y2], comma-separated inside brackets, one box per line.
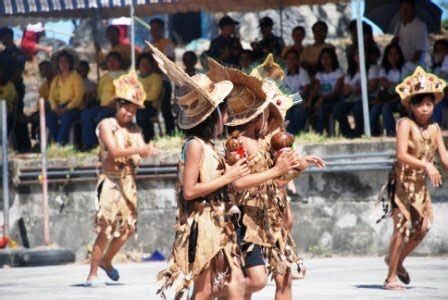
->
[0, 81, 17, 114]
[98, 71, 125, 107]
[139, 73, 163, 110]
[38, 79, 50, 100]
[49, 71, 85, 110]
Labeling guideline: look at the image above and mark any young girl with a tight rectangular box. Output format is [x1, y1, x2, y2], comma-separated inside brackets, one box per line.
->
[380, 67, 447, 290]
[370, 43, 413, 137]
[149, 44, 249, 300]
[312, 47, 344, 135]
[85, 70, 156, 287]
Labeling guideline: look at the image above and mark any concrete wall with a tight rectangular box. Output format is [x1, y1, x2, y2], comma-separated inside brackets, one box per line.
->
[2, 140, 447, 261]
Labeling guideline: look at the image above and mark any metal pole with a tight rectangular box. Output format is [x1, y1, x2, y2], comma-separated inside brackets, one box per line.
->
[39, 98, 50, 245]
[1, 101, 9, 239]
[355, 0, 371, 137]
[130, 3, 136, 70]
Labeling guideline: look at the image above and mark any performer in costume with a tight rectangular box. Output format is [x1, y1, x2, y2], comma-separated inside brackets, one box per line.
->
[207, 58, 303, 299]
[148, 43, 250, 300]
[379, 67, 447, 290]
[85, 70, 157, 287]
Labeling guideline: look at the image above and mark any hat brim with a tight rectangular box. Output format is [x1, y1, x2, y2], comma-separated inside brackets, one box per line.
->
[113, 97, 145, 109]
[178, 80, 233, 129]
[225, 96, 271, 127]
[401, 91, 444, 108]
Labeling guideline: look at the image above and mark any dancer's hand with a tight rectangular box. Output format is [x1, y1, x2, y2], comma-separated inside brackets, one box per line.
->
[425, 163, 442, 187]
[225, 158, 250, 182]
[139, 143, 156, 158]
[304, 155, 326, 168]
[274, 151, 301, 175]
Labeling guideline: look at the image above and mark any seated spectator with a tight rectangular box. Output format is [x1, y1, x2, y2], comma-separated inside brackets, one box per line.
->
[47, 50, 85, 145]
[300, 21, 335, 76]
[283, 49, 311, 135]
[346, 20, 381, 67]
[183, 51, 198, 76]
[251, 16, 285, 60]
[281, 26, 305, 59]
[0, 60, 18, 127]
[148, 18, 175, 61]
[136, 53, 163, 141]
[81, 52, 124, 150]
[431, 39, 448, 126]
[239, 49, 254, 70]
[208, 16, 242, 65]
[370, 43, 414, 136]
[333, 48, 379, 138]
[77, 61, 97, 109]
[312, 48, 344, 135]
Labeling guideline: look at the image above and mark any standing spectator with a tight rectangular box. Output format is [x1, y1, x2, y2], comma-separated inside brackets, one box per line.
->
[0, 59, 18, 130]
[370, 43, 414, 136]
[20, 23, 52, 61]
[283, 49, 311, 135]
[47, 50, 85, 145]
[239, 49, 254, 70]
[251, 16, 285, 60]
[346, 20, 381, 67]
[149, 18, 175, 61]
[182, 51, 198, 77]
[300, 21, 334, 75]
[81, 52, 124, 150]
[0, 27, 26, 70]
[431, 39, 448, 126]
[333, 48, 379, 138]
[208, 16, 242, 65]
[281, 26, 305, 59]
[96, 26, 138, 69]
[393, 0, 429, 65]
[312, 48, 344, 135]
[77, 61, 97, 109]
[136, 53, 163, 142]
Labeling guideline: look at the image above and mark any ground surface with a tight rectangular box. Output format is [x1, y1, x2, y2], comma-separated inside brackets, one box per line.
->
[0, 256, 447, 299]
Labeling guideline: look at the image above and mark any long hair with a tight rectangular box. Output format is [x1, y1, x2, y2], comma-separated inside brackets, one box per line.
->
[347, 47, 371, 79]
[184, 108, 220, 142]
[382, 43, 405, 74]
[316, 47, 339, 73]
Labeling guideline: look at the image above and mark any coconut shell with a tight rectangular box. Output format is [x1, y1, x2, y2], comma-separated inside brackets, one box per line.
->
[271, 129, 294, 151]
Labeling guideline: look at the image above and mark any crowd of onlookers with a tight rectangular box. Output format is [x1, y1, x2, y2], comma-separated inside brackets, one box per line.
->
[0, 0, 447, 153]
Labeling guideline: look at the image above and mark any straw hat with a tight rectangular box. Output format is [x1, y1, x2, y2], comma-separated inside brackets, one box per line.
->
[396, 66, 446, 108]
[145, 41, 233, 129]
[113, 69, 146, 108]
[250, 53, 285, 82]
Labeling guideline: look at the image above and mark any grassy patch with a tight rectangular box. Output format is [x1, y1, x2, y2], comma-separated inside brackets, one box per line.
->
[46, 145, 98, 159]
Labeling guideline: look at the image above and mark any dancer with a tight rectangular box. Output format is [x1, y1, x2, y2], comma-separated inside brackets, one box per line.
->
[84, 70, 156, 287]
[148, 43, 249, 300]
[380, 67, 447, 290]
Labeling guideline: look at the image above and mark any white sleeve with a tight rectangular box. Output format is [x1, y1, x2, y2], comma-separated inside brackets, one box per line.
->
[301, 68, 311, 86]
[335, 68, 344, 78]
[315, 72, 322, 82]
[379, 68, 386, 78]
[368, 65, 379, 79]
[441, 56, 448, 73]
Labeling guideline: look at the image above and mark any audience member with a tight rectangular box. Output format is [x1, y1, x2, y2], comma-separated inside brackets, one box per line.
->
[251, 16, 285, 60]
[282, 26, 305, 59]
[301, 21, 334, 75]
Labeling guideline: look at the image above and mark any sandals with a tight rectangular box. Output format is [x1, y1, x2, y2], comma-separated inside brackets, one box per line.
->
[384, 256, 411, 285]
[84, 277, 106, 288]
[383, 279, 404, 290]
[99, 264, 120, 282]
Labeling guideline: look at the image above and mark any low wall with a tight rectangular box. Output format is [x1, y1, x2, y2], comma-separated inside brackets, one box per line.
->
[1, 139, 447, 261]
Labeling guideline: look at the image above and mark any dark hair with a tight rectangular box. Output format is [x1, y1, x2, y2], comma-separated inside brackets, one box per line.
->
[184, 108, 220, 142]
[38, 60, 51, 68]
[285, 48, 300, 60]
[0, 27, 13, 38]
[316, 47, 339, 72]
[347, 20, 373, 36]
[312, 21, 328, 32]
[183, 51, 198, 64]
[150, 18, 165, 28]
[410, 93, 435, 106]
[382, 43, 405, 74]
[57, 50, 75, 71]
[432, 39, 448, 69]
[346, 47, 371, 78]
[78, 60, 90, 71]
[292, 26, 305, 36]
[137, 52, 156, 68]
[106, 51, 123, 67]
[400, 0, 416, 8]
[106, 26, 120, 35]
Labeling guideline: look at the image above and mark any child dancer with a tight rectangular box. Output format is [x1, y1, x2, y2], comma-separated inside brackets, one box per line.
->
[85, 70, 156, 286]
[380, 67, 447, 290]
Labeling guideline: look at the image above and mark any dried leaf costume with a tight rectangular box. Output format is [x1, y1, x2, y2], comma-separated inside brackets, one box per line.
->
[95, 70, 146, 240]
[378, 67, 446, 235]
[146, 42, 241, 299]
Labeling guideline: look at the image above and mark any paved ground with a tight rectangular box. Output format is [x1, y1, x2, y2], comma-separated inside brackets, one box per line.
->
[0, 256, 447, 299]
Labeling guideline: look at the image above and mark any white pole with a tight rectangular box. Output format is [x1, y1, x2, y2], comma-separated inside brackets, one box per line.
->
[1, 101, 9, 239]
[355, 0, 371, 137]
[39, 98, 50, 245]
[130, 4, 136, 70]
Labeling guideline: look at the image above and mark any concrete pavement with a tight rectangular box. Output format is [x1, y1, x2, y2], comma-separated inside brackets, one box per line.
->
[0, 256, 447, 299]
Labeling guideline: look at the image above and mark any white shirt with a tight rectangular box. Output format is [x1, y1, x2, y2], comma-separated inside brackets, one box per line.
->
[344, 65, 379, 86]
[441, 55, 448, 73]
[315, 68, 344, 95]
[283, 67, 310, 93]
[395, 17, 429, 63]
[379, 62, 415, 83]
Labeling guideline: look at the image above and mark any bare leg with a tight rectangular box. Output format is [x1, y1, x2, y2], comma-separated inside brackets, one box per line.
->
[213, 262, 246, 300]
[101, 228, 134, 269]
[86, 223, 109, 281]
[244, 265, 267, 299]
[399, 217, 429, 267]
[192, 267, 213, 300]
[274, 271, 292, 300]
[386, 210, 407, 284]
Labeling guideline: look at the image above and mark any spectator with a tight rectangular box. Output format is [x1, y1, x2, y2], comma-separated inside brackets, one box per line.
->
[77, 61, 97, 109]
[431, 39, 448, 126]
[283, 49, 311, 135]
[300, 21, 334, 75]
[208, 16, 242, 65]
[136, 53, 163, 141]
[81, 52, 124, 151]
[0, 27, 26, 70]
[281, 26, 305, 59]
[370, 43, 414, 136]
[182, 51, 198, 76]
[0, 59, 18, 124]
[251, 16, 285, 60]
[149, 18, 175, 61]
[96, 25, 138, 69]
[393, 0, 429, 65]
[346, 20, 381, 67]
[20, 23, 52, 61]
[333, 48, 379, 138]
[312, 47, 344, 135]
[239, 49, 254, 70]
[47, 50, 85, 145]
